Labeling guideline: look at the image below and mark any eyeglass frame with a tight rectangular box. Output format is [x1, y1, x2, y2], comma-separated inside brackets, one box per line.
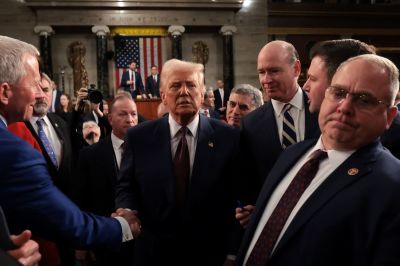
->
[325, 86, 391, 109]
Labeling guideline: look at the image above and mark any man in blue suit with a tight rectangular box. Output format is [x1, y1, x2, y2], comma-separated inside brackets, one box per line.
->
[239, 41, 319, 205]
[115, 59, 240, 265]
[120, 61, 145, 99]
[236, 54, 400, 265]
[0, 35, 139, 251]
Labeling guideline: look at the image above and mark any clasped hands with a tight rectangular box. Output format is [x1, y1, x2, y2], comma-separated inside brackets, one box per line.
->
[112, 208, 141, 238]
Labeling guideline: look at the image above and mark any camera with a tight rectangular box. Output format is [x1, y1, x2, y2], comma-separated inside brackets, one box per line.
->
[87, 84, 103, 104]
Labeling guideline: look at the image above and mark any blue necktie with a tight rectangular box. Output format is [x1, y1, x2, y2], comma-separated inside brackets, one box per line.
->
[36, 118, 58, 167]
[282, 104, 297, 149]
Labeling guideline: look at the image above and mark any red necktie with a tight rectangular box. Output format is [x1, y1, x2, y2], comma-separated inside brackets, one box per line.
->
[246, 149, 328, 266]
[173, 126, 190, 209]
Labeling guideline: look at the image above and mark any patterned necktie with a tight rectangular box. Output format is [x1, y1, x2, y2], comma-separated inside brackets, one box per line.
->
[246, 149, 328, 266]
[173, 126, 190, 209]
[36, 118, 58, 167]
[282, 104, 297, 149]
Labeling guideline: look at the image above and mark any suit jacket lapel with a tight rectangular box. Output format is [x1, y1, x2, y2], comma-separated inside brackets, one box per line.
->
[273, 141, 379, 257]
[189, 115, 215, 204]
[241, 140, 315, 253]
[263, 103, 282, 154]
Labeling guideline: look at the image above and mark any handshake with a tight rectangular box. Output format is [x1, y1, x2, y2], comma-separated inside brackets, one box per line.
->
[112, 208, 142, 238]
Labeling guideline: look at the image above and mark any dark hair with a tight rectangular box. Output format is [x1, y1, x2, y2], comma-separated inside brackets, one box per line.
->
[309, 39, 376, 82]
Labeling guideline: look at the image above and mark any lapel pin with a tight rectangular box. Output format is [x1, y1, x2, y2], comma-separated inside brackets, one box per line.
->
[347, 168, 359, 176]
[54, 123, 59, 128]
[208, 141, 214, 148]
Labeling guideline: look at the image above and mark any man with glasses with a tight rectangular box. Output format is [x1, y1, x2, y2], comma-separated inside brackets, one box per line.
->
[235, 54, 400, 265]
[225, 84, 263, 128]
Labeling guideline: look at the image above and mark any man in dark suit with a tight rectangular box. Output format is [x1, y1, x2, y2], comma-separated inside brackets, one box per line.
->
[239, 41, 319, 205]
[120, 61, 145, 98]
[214, 79, 229, 115]
[75, 92, 138, 265]
[49, 81, 61, 113]
[236, 54, 400, 265]
[115, 59, 240, 265]
[145, 65, 160, 98]
[0, 35, 139, 254]
[25, 73, 73, 197]
[200, 87, 220, 119]
[303, 38, 400, 159]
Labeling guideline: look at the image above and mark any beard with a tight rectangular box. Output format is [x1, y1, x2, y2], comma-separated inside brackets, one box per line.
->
[33, 100, 49, 116]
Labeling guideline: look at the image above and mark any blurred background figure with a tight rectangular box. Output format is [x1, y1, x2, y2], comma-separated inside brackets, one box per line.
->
[214, 79, 229, 117]
[81, 120, 101, 146]
[146, 65, 161, 98]
[56, 93, 72, 123]
[200, 87, 219, 119]
[226, 84, 263, 128]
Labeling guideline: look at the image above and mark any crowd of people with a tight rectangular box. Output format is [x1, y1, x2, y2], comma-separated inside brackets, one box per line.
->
[1, 34, 400, 266]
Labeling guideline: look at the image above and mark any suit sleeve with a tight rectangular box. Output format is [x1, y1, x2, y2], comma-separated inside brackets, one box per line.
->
[0, 137, 122, 250]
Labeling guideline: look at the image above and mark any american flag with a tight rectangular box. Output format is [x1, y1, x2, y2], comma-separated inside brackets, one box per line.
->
[114, 35, 165, 91]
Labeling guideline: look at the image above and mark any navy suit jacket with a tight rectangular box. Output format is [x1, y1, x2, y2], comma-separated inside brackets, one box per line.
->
[116, 115, 240, 265]
[0, 122, 122, 250]
[236, 139, 400, 266]
[120, 71, 144, 97]
[240, 92, 319, 203]
[145, 74, 160, 97]
[381, 111, 400, 159]
[214, 88, 229, 113]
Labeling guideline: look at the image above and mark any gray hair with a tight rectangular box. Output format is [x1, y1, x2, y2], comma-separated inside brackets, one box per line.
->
[337, 54, 399, 105]
[0, 35, 40, 85]
[231, 84, 263, 108]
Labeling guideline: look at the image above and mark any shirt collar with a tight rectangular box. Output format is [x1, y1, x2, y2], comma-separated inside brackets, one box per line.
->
[271, 86, 303, 116]
[308, 137, 355, 165]
[168, 113, 199, 139]
[111, 132, 124, 149]
[30, 115, 49, 126]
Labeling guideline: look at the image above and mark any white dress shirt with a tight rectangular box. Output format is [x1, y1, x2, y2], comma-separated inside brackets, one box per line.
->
[271, 87, 305, 145]
[218, 88, 225, 106]
[29, 115, 62, 167]
[129, 70, 136, 91]
[111, 132, 124, 169]
[169, 114, 199, 177]
[244, 137, 355, 263]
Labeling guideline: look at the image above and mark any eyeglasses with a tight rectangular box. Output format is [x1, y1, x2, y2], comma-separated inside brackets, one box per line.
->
[228, 100, 250, 111]
[325, 86, 390, 109]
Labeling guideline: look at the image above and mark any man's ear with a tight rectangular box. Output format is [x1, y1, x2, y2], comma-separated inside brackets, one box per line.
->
[0, 82, 11, 105]
[386, 105, 398, 129]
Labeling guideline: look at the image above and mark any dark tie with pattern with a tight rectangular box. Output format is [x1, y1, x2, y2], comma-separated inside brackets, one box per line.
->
[246, 149, 328, 266]
[282, 104, 297, 149]
[36, 118, 58, 167]
[174, 126, 190, 209]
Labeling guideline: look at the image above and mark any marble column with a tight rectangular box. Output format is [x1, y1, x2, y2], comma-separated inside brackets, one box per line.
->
[34, 25, 54, 79]
[168, 25, 185, 60]
[92, 25, 110, 97]
[220, 25, 237, 93]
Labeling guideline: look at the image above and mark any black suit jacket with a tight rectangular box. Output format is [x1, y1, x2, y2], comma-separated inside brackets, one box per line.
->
[115, 115, 240, 265]
[381, 111, 400, 159]
[25, 113, 73, 196]
[214, 88, 229, 113]
[240, 92, 319, 203]
[236, 139, 400, 266]
[145, 74, 160, 97]
[76, 136, 134, 265]
[120, 71, 145, 98]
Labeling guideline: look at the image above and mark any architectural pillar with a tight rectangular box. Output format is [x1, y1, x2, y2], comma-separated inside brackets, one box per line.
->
[92, 25, 110, 97]
[34, 25, 54, 79]
[168, 25, 185, 60]
[220, 25, 237, 92]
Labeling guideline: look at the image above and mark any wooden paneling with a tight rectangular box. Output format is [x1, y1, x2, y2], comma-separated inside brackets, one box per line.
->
[135, 98, 161, 120]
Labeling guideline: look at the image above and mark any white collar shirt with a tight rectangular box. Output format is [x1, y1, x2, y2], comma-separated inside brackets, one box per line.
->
[169, 114, 199, 177]
[244, 137, 355, 263]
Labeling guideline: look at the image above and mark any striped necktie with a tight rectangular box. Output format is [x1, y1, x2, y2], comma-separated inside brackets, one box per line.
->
[282, 104, 297, 149]
[36, 118, 58, 167]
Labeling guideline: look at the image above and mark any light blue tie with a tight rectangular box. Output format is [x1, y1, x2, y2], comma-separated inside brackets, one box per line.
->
[36, 118, 58, 167]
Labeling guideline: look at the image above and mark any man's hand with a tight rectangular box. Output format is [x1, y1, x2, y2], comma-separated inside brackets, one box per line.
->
[91, 102, 103, 117]
[7, 230, 41, 266]
[112, 208, 141, 238]
[235, 205, 255, 228]
[219, 106, 227, 112]
[75, 88, 88, 111]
